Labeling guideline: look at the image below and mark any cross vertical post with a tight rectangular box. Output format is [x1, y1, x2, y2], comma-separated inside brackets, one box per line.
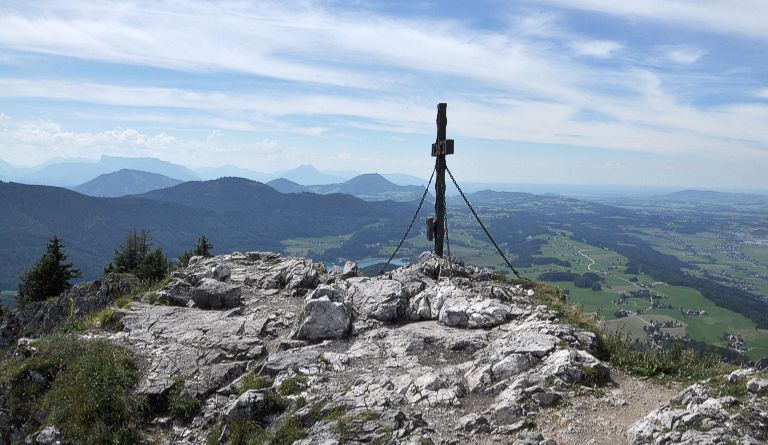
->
[430, 102, 454, 257]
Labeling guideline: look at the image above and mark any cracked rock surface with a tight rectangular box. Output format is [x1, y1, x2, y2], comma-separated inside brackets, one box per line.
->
[94, 252, 618, 444]
[12, 251, 765, 445]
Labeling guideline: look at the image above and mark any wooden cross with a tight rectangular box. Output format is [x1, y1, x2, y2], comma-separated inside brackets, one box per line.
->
[427, 103, 454, 257]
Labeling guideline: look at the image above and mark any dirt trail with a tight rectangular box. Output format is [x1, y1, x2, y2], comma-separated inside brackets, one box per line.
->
[537, 371, 681, 445]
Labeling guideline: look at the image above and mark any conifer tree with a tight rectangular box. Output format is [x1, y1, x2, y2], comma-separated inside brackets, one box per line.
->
[18, 236, 82, 306]
[105, 229, 169, 282]
[177, 235, 214, 268]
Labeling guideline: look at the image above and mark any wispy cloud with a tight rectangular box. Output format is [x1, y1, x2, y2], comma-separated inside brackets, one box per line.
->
[661, 45, 706, 64]
[0, 0, 765, 187]
[570, 40, 623, 58]
[537, 0, 768, 41]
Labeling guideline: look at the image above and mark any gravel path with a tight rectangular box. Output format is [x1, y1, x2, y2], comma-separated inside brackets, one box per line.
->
[536, 371, 680, 444]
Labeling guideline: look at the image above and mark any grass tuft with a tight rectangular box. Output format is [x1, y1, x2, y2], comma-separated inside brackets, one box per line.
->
[279, 376, 308, 396]
[237, 373, 273, 395]
[0, 334, 142, 444]
[114, 296, 133, 309]
[168, 378, 202, 418]
[599, 330, 729, 380]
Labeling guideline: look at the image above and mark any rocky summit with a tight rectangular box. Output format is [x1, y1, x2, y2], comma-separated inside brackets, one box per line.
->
[3, 252, 767, 445]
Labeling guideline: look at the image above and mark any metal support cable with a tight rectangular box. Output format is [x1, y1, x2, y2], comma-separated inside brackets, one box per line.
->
[379, 167, 437, 275]
[445, 166, 528, 281]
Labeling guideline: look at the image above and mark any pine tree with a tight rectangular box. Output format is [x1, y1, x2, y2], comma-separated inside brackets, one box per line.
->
[194, 235, 214, 257]
[18, 236, 82, 306]
[177, 235, 214, 269]
[105, 229, 169, 282]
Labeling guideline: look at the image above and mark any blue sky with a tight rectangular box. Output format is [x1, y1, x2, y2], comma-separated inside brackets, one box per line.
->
[0, 0, 766, 189]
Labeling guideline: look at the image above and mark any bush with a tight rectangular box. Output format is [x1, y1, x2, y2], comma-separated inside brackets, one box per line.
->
[0, 334, 142, 444]
[18, 236, 82, 307]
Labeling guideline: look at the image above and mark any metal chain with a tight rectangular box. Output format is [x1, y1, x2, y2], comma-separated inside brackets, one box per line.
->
[443, 191, 453, 279]
[379, 167, 437, 275]
[445, 166, 528, 281]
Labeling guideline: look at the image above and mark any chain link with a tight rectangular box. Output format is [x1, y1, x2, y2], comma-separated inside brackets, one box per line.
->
[446, 166, 528, 281]
[378, 167, 437, 275]
[443, 191, 453, 279]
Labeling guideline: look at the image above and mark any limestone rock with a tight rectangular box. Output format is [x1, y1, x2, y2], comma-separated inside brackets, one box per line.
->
[223, 390, 265, 420]
[747, 378, 768, 394]
[191, 278, 242, 309]
[346, 278, 405, 322]
[438, 295, 471, 327]
[341, 261, 359, 279]
[5, 250, 762, 445]
[296, 285, 352, 341]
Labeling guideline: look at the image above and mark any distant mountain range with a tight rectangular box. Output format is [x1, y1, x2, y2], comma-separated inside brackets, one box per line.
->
[0, 155, 199, 186]
[278, 165, 346, 185]
[0, 178, 411, 289]
[0, 155, 429, 189]
[267, 173, 426, 201]
[267, 178, 307, 194]
[196, 165, 271, 182]
[73, 169, 183, 197]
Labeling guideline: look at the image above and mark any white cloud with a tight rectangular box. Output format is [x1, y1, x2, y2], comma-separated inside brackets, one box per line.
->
[0, 0, 765, 182]
[756, 88, 768, 99]
[1, 76, 767, 163]
[662, 45, 706, 64]
[0, 114, 287, 167]
[570, 40, 623, 58]
[537, 0, 768, 40]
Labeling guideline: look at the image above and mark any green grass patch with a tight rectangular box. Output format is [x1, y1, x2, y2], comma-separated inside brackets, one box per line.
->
[0, 334, 142, 444]
[237, 373, 273, 395]
[114, 296, 133, 309]
[59, 320, 88, 333]
[323, 405, 348, 421]
[600, 331, 730, 380]
[279, 376, 308, 396]
[334, 410, 381, 441]
[84, 307, 126, 332]
[211, 389, 302, 445]
[168, 378, 202, 419]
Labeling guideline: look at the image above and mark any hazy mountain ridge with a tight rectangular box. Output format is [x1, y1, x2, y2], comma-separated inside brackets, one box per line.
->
[268, 173, 426, 201]
[0, 179, 411, 289]
[266, 178, 307, 193]
[1, 155, 199, 186]
[72, 169, 183, 197]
